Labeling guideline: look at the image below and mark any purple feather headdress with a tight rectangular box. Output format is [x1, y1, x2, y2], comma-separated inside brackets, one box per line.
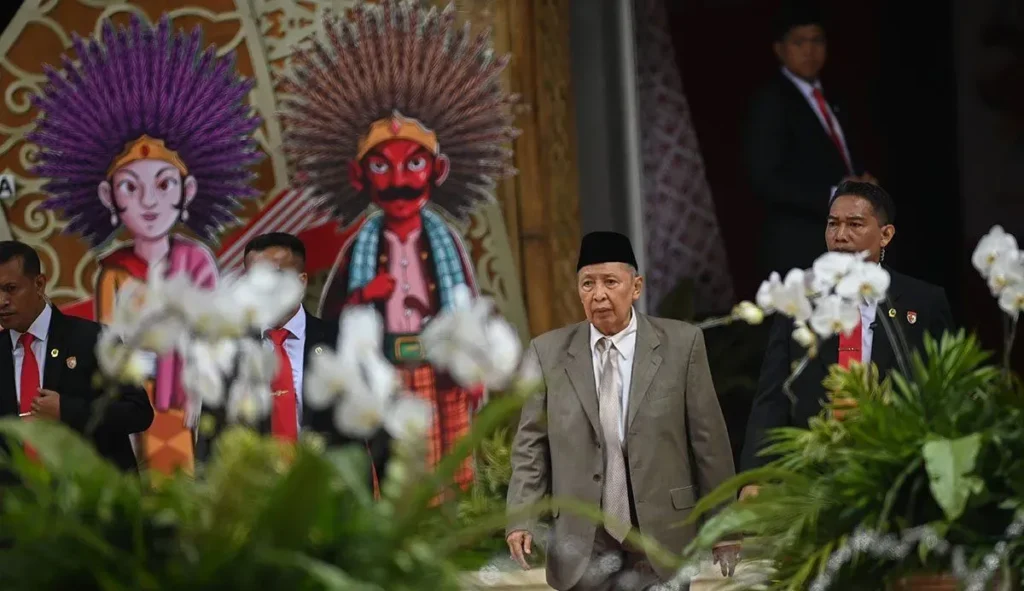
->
[29, 14, 263, 245]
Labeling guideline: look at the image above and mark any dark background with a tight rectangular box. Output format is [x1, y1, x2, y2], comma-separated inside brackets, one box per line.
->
[669, 0, 962, 320]
[669, 0, 1023, 376]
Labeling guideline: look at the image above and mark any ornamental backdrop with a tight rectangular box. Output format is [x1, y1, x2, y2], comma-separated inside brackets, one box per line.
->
[0, 0, 529, 340]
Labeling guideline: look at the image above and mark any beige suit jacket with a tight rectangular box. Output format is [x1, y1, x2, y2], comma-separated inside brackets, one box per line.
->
[506, 313, 735, 590]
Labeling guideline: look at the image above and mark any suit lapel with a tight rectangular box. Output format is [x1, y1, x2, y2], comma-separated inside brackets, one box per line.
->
[564, 323, 601, 437]
[300, 310, 329, 429]
[778, 73, 849, 170]
[871, 272, 904, 374]
[0, 331, 15, 416]
[626, 315, 661, 432]
[818, 334, 839, 370]
[42, 308, 66, 390]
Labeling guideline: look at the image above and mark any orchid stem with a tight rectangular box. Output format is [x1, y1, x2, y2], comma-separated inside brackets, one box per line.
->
[783, 354, 811, 407]
[696, 315, 735, 330]
[1003, 314, 1018, 379]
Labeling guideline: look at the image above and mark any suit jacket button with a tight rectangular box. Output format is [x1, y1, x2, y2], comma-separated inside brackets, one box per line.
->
[593, 474, 601, 482]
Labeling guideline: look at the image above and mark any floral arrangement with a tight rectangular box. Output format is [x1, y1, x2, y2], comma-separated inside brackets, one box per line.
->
[661, 226, 1024, 590]
[0, 263, 540, 589]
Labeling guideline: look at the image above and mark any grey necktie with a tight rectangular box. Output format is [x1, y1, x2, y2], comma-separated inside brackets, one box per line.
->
[597, 337, 631, 542]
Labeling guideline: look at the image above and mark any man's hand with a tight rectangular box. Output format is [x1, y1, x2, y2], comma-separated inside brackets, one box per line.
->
[832, 396, 858, 422]
[361, 273, 397, 302]
[712, 541, 741, 576]
[506, 530, 534, 570]
[739, 485, 760, 501]
[32, 389, 61, 421]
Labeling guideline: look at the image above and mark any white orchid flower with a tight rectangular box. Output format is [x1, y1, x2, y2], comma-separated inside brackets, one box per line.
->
[987, 250, 1024, 297]
[773, 269, 814, 323]
[304, 349, 347, 411]
[333, 387, 389, 438]
[972, 225, 1018, 278]
[226, 381, 272, 425]
[482, 317, 522, 389]
[755, 272, 782, 312]
[809, 294, 861, 339]
[337, 305, 385, 352]
[811, 251, 866, 294]
[835, 261, 890, 305]
[998, 286, 1024, 320]
[791, 321, 817, 349]
[181, 340, 227, 408]
[383, 395, 433, 441]
[732, 300, 765, 325]
[235, 339, 278, 387]
[228, 262, 305, 333]
[421, 285, 522, 390]
[95, 328, 151, 386]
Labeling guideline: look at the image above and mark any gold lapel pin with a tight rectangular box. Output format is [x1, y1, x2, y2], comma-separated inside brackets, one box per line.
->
[66, 356, 77, 369]
[314, 346, 323, 355]
[50, 348, 58, 358]
[888, 308, 896, 318]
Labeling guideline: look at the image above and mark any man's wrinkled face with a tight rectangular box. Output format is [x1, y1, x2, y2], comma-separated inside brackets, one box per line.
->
[348, 139, 451, 220]
[578, 262, 642, 336]
[0, 257, 46, 334]
[774, 24, 827, 81]
[826, 194, 894, 263]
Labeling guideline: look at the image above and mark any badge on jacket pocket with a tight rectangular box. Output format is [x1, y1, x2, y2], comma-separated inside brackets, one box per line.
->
[66, 356, 77, 369]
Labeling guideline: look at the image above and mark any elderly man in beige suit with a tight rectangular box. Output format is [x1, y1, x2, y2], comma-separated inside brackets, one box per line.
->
[506, 231, 738, 590]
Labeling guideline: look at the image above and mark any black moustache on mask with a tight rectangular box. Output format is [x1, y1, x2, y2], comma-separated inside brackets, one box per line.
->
[377, 186, 423, 202]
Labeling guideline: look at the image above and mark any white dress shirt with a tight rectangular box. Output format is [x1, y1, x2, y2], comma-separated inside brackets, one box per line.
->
[9, 304, 52, 406]
[859, 302, 876, 364]
[589, 308, 638, 443]
[264, 307, 306, 430]
[780, 66, 853, 185]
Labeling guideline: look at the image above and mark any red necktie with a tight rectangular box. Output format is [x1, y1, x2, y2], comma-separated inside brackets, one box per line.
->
[19, 333, 39, 461]
[838, 322, 862, 368]
[811, 88, 852, 173]
[267, 328, 298, 442]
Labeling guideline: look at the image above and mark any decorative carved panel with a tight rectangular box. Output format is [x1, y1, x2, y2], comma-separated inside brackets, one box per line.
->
[447, 0, 583, 337]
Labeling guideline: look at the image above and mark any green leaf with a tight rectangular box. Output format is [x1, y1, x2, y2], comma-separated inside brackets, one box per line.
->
[921, 433, 985, 521]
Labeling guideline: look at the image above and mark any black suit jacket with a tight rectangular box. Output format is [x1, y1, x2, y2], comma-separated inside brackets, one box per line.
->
[740, 270, 953, 472]
[0, 307, 153, 471]
[745, 71, 864, 275]
[197, 309, 390, 490]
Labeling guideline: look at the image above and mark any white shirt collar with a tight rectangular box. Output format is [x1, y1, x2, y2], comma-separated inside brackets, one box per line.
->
[268, 306, 306, 339]
[9, 303, 52, 347]
[589, 307, 638, 359]
[781, 66, 822, 98]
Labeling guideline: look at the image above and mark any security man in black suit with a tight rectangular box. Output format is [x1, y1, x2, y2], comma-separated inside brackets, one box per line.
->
[197, 233, 388, 491]
[739, 182, 953, 497]
[0, 240, 153, 472]
[745, 1, 877, 277]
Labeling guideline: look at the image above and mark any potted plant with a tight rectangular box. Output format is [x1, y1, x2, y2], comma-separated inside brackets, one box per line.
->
[0, 262, 544, 589]
[668, 226, 1024, 590]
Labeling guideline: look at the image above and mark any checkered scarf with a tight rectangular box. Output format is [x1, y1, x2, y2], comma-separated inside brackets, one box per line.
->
[348, 209, 466, 313]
